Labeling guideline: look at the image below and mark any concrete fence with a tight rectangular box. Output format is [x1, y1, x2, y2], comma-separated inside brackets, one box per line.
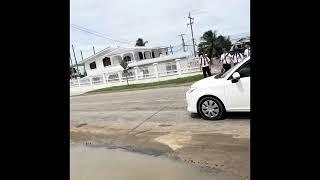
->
[70, 57, 222, 96]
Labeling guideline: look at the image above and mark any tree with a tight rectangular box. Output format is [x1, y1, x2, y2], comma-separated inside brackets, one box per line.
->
[70, 67, 77, 79]
[135, 38, 148, 46]
[119, 59, 132, 86]
[198, 30, 232, 59]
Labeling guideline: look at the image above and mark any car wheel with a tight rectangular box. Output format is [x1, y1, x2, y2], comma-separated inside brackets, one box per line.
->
[198, 96, 225, 120]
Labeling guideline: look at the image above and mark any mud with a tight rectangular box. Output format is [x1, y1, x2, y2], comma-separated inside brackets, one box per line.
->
[71, 145, 243, 180]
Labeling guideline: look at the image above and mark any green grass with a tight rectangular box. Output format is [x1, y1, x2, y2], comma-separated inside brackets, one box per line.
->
[85, 74, 203, 95]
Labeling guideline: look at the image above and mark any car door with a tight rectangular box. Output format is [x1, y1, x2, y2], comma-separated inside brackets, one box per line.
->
[224, 60, 250, 111]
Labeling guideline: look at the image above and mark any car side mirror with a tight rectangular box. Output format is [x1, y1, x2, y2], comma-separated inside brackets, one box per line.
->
[231, 72, 240, 83]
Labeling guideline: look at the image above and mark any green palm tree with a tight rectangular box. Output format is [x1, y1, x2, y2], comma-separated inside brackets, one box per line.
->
[198, 30, 232, 58]
[135, 38, 148, 46]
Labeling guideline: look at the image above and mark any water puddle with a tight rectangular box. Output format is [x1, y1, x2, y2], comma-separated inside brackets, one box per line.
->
[71, 145, 242, 180]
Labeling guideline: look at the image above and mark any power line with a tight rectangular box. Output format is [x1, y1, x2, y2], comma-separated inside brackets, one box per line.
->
[71, 24, 132, 45]
[71, 26, 126, 46]
[71, 24, 132, 44]
[172, 46, 183, 52]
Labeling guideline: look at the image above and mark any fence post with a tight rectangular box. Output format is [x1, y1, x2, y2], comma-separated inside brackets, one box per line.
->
[175, 59, 182, 76]
[89, 76, 93, 89]
[134, 67, 139, 81]
[105, 73, 109, 86]
[118, 72, 122, 83]
[89, 76, 93, 88]
[77, 78, 81, 87]
[102, 73, 107, 86]
[153, 63, 159, 80]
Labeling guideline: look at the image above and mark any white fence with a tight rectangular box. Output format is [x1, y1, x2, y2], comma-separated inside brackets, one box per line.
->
[70, 57, 211, 95]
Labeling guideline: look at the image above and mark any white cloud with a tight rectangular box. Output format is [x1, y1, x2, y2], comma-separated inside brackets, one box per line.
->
[70, 0, 249, 62]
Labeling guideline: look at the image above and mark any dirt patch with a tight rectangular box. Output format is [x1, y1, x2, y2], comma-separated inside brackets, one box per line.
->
[173, 133, 250, 179]
[71, 130, 173, 156]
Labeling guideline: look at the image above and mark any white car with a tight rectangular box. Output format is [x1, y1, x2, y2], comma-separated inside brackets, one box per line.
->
[186, 57, 250, 120]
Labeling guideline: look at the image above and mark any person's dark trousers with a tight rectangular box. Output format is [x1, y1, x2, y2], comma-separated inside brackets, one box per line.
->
[202, 66, 212, 78]
[223, 64, 231, 72]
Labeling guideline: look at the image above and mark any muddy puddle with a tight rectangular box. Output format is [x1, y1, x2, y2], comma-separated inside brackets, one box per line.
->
[71, 145, 242, 180]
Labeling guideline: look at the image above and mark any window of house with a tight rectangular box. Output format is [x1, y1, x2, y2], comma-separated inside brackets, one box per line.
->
[103, 57, 111, 67]
[138, 52, 143, 60]
[166, 62, 177, 73]
[123, 56, 132, 63]
[89, 62, 96, 69]
[152, 51, 155, 58]
[144, 51, 152, 59]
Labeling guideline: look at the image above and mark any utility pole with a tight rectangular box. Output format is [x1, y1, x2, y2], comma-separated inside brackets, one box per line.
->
[72, 44, 80, 78]
[169, 45, 173, 55]
[70, 54, 73, 79]
[80, 50, 84, 61]
[70, 54, 73, 66]
[93, 46, 96, 55]
[178, 34, 186, 52]
[187, 12, 197, 57]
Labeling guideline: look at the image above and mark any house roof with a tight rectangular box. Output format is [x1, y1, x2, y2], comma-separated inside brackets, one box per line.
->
[232, 36, 250, 45]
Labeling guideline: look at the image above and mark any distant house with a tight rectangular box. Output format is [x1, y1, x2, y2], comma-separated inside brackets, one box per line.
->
[77, 46, 190, 78]
[230, 36, 250, 53]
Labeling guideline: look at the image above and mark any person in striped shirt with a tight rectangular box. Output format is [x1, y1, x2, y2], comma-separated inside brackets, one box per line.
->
[220, 48, 232, 72]
[232, 47, 244, 66]
[199, 53, 212, 78]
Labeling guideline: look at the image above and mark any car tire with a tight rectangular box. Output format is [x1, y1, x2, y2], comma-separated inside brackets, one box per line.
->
[198, 96, 225, 120]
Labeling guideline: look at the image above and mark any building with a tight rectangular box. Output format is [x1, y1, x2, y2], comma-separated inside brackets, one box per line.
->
[230, 36, 250, 53]
[78, 46, 190, 80]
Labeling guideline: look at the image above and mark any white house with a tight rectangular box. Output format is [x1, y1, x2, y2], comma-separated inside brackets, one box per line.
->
[230, 36, 250, 52]
[78, 46, 190, 80]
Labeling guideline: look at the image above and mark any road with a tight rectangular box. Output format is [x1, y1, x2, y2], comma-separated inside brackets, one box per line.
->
[70, 85, 250, 179]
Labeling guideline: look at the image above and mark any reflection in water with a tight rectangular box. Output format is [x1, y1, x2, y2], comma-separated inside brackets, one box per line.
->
[71, 145, 241, 180]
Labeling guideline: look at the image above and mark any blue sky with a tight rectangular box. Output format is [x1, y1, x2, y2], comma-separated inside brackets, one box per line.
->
[70, 0, 250, 62]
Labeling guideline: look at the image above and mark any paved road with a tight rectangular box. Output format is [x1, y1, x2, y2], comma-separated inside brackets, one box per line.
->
[71, 85, 249, 124]
[70, 86, 250, 179]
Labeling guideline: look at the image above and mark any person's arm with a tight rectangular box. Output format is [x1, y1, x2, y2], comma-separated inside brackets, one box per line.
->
[207, 57, 211, 69]
[226, 54, 230, 64]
